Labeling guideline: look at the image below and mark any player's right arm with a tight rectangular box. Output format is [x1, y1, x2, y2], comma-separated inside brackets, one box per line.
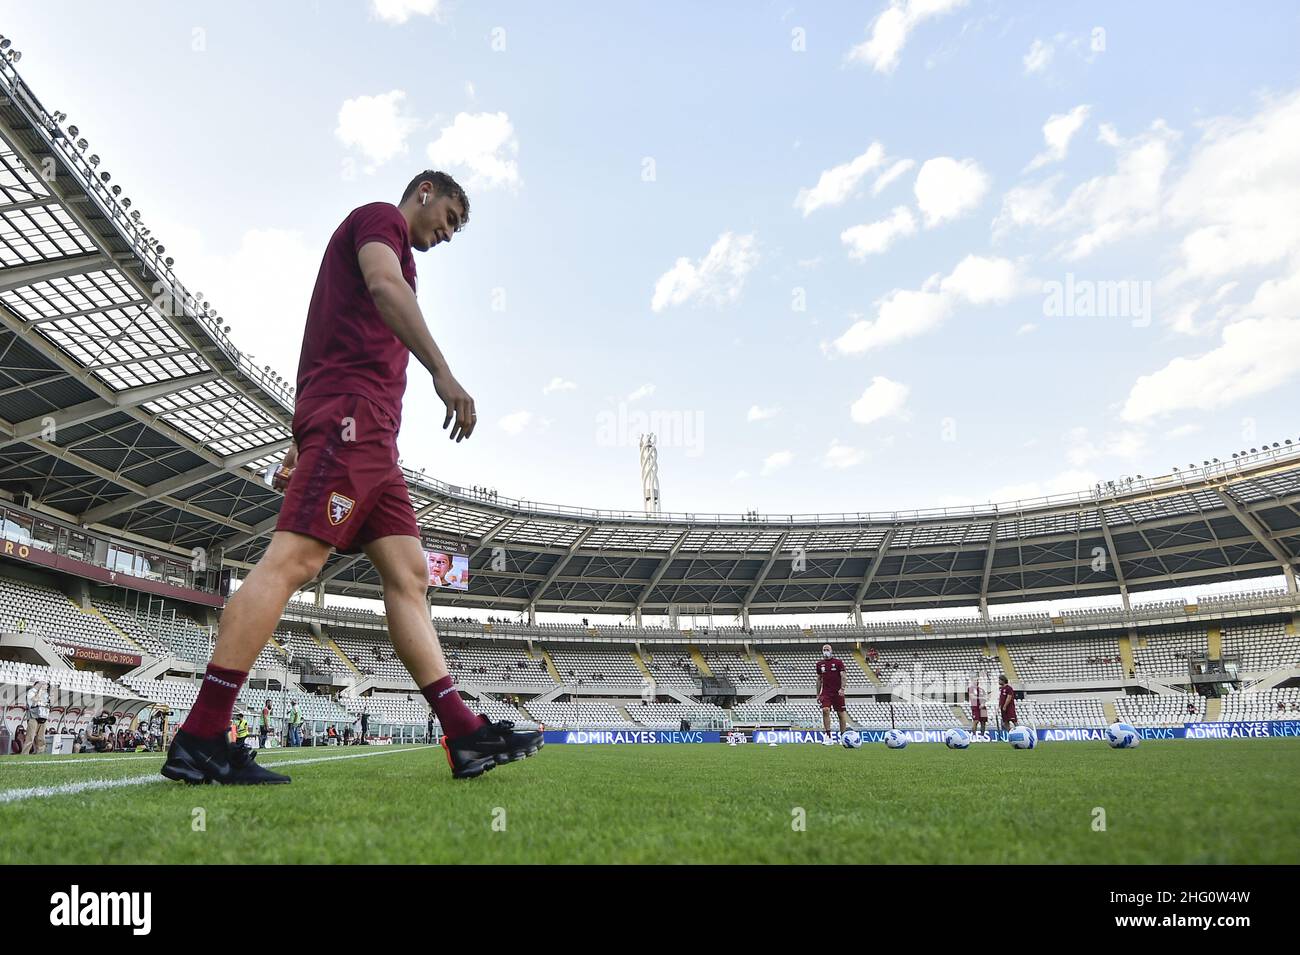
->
[357, 241, 477, 442]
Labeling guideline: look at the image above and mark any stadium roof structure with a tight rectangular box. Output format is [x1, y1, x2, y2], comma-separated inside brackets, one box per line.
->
[1, 53, 1299, 619]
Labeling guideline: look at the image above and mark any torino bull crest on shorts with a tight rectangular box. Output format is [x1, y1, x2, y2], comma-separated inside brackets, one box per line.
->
[328, 491, 355, 526]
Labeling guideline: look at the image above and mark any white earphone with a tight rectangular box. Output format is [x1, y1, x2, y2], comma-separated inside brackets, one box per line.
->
[421, 193, 429, 206]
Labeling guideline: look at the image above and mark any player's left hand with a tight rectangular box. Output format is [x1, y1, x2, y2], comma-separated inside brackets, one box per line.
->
[435, 372, 477, 442]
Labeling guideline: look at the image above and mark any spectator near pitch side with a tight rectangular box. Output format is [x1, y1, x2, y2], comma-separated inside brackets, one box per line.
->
[287, 701, 303, 747]
[21, 681, 50, 755]
[232, 711, 252, 748]
[967, 675, 989, 735]
[161, 171, 541, 785]
[259, 699, 272, 748]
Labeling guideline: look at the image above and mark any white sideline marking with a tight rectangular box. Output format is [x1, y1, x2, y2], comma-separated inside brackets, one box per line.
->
[0, 754, 163, 767]
[0, 746, 427, 805]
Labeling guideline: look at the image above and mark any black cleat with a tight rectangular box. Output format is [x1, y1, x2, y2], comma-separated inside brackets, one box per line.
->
[161, 729, 291, 785]
[441, 719, 544, 779]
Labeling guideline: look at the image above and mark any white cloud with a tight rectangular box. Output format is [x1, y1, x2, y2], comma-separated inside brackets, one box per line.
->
[141, 218, 318, 385]
[1023, 38, 1054, 74]
[1121, 314, 1300, 422]
[371, 0, 443, 24]
[1113, 92, 1300, 424]
[832, 287, 951, 355]
[986, 469, 1100, 505]
[914, 156, 990, 227]
[747, 405, 780, 422]
[627, 383, 656, 402]
[831, 254, 1026, 355]
[1026, 104, 1091, 171]
[993, 123, 1176, 258]
[1016, 322, 1038, 335]
[795, 144, 886, 216]
[498, 410, 534, 434]
[850, 376, 910, 425]
[651, 232, 758, 312]
[1164, 90, 1300, 284]
[823, 439, 866, 469]
[426, 112, 520, 191]
[847, 0, 969, 74]
[841, 206, 917, 259]
[761, 450, 794, 475]
[1064, 427, 1146, 468]
[543, 377, 577, 395]
[335, 91, 417, 170]
[872, 158, 915, 195]
[1165, 423, 1202, 440]
[938, 254, 1026, 304]
[992, 176, 1061, 239]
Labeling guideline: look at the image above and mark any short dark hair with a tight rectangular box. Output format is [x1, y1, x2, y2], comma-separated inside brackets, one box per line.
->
[400, 170, 470, 229]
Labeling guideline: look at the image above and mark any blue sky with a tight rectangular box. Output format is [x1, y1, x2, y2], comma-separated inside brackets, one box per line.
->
[6, 0, 1300, 519]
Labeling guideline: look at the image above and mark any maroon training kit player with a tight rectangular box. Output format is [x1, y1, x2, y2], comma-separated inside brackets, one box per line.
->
[816, 644, 849, 738]
[161, 171, 542, 785]
[998, 675, 1018, 730]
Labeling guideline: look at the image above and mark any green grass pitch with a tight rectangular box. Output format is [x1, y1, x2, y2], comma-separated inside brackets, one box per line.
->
[1, 739, 1297, 864]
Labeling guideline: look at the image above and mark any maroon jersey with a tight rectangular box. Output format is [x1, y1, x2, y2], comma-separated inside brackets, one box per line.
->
[295, 202, 416, 429]
[816, 657, 845, 694]
[999, 683, 1016, 714]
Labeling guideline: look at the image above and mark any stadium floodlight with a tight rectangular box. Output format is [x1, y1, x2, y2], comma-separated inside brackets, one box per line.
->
[154, 244, 164, 254]
[7, 51, 20, 63]
[164, 257, 174, 267]
[67, 124, 79, 137]
[122, 197, 131, 209]
[76, 138, 88, 150]
[0, 37, 10, 50]
[111, 184, 121, 195]
[99, 172, 110, 183]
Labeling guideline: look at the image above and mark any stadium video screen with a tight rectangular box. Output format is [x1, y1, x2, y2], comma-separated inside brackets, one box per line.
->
[423, 539, 470, 591]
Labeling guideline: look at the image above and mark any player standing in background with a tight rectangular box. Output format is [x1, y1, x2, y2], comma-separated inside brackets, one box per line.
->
[998, 674, 1018, 731]
[967, 674, 989, 736]
[816, 644, 849, 744]
[162, 170, 542, 785]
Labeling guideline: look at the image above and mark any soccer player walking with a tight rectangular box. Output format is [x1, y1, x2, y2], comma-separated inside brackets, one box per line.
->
[997, 674, 1018, 731]
[816, 644, 849, 743]
[162, 171, 542, 784]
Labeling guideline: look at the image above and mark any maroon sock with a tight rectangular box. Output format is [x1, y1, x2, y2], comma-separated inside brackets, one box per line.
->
[181, 664, 248, 738]
[422, 675, 484, 739]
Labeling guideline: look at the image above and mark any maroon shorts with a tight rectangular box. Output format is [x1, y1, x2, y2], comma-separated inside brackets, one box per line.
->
[819, 692, 846, 712]
[275, 394, 419, 554]
[1002, 708, 1017, 724]
[970, 707, 987, 722]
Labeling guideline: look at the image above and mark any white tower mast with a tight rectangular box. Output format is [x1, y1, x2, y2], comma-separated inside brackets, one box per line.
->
[640, 433, 661, 516]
